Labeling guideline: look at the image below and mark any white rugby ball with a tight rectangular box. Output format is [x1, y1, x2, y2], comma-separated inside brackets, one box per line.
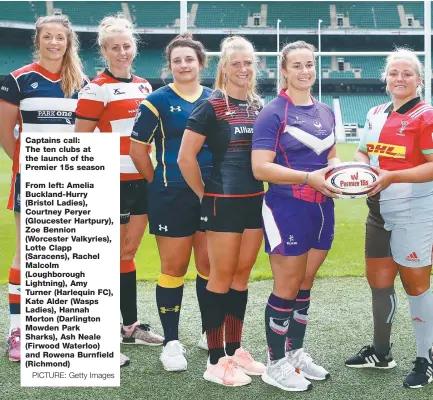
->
[325, 162, 378, 199]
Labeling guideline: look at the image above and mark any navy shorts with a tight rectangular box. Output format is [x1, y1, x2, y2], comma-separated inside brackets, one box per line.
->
[148, 184, 201, 237]
[200, 194, 263, 233]
[262, 192, 334, 256]
[7, 172, 20, 212]
[120, 179, 148, 225]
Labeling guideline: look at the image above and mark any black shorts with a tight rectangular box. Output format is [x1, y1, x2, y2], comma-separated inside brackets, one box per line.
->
[148, 184, 201, 237]
[365, 199, 392, 259]
[200, 194, 263, 233]
[120, 179, 148, 225]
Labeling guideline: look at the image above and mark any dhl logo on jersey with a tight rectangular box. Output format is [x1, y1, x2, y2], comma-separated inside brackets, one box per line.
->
[366, 142, 406, 158]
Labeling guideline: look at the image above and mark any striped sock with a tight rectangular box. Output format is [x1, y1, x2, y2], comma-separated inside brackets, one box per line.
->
[120, 260, 138, 327]
[202, 288, 226, 364]
[265, 293, 295, 362]
[156, 274, 184, 345]
[225, 288, 248, 356]
[9, 267, 20, 335]
[286, 289, 310, 352]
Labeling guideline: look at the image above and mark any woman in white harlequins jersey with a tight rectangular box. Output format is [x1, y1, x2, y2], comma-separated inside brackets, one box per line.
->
[75, 14, 163, 368]
[345, 48, 433, 390]
[0, 14, 87, 363]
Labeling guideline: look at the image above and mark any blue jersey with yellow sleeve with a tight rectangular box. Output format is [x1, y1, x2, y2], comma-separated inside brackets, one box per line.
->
[131, 83, 212, 188]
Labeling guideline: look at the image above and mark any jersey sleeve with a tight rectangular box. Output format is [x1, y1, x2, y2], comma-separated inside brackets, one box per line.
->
[420, 117, 433, 155]
[130, 95, 159, 145]
[252, 104, 281, 151]
[185, 99, 216, 137]
[75, 83, 106, 121]
[358, 107, 374, 153]
[0, 74, 21, 106]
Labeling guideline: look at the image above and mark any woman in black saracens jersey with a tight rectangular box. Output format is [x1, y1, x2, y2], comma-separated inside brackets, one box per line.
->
[0, 14, 86, 363]
[178, 36, 265, 386]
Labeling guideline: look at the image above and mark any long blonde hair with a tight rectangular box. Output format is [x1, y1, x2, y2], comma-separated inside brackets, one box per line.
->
[215, 36, 261, 108]
[33, 15, 84, 98]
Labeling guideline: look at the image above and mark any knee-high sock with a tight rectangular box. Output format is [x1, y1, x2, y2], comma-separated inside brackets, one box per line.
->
[9, 267, 20, 335]
[265, 293, 295, 362]
[156, 274, 184, 345]
[120, 260, 138, 327]
[202, 288, 227, 364]
[408, 289, 433, 362]
[286, 289, 310, 352]
[371, 286, 397, 356]
[225, 288, 248, 356]
[195, 272, 208, 333]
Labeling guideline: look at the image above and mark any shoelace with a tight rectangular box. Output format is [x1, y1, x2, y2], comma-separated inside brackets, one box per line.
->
[412, 357, 430, 373]
[222, 359, 237, 377]
[281, 361, 295, 378]
[357, 345, 373, 356]
[138, 323, 151, 331]
[296, 350, 313, 368]
[236, 349, 253, 361]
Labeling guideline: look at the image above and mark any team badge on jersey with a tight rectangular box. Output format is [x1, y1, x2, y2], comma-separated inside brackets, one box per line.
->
[397, 120, 409, 136]
[138, 84, 150, 94]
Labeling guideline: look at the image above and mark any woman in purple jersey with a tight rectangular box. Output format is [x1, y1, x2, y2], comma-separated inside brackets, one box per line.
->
[0, 15, 85, 363]
[252, 41, 340, 392]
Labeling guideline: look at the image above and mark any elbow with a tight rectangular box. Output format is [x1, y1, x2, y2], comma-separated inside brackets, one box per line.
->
[252, 164, 265, 181]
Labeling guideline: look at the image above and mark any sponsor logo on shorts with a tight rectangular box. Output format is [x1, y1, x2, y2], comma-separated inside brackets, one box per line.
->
[405, 252, 420, 262]
[16, 194, 21, 206]
[31, 82, 38, 89]
[366, 142, 406, 158]
[200, 216, 208, 222]
[159, 224, 168, 232]
[286, 235, 298, 246]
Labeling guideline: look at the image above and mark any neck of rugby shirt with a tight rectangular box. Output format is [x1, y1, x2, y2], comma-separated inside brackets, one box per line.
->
[392, 93, 418, 113]
[226, 84, 248, 101]
[172, 79, 201, 98]
[108, 65, 131, 80]
[284, 87, 313, 106]
[37, 58, 62, 75]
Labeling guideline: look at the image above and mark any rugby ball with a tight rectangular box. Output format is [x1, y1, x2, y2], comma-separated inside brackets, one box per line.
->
[325, 162, 378, 199]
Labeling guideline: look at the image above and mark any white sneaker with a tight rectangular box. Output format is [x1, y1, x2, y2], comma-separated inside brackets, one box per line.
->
[120, 352, 130, 367]
[198, 332, 208, 350]
[286, 348, 330, 380]
[160, 340, 187, 372]
[262, 357, 312, 392]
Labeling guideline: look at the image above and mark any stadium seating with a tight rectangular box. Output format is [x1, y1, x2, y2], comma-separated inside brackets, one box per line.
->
[52, 1, 123, 26]
[0, 47, 33, 75]
[339, 94, 389, 126]
[266, 1, 330, 28]
[131, 1, 184, 28]
[195, 2, 261, 28]
[0, 1, 46, 23]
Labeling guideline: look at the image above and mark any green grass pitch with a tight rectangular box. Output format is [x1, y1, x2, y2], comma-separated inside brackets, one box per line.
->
[0, 143, 367, 283]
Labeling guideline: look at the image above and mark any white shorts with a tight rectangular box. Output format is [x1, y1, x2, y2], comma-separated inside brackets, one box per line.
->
[389, 220, 433, 267]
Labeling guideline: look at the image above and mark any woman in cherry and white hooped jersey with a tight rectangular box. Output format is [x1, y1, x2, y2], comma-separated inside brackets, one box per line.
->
[74, 13, 163, 368]
[0, 14, 87, 363]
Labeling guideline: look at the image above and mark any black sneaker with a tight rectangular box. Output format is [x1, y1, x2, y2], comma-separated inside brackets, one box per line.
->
[345, 345, 396, 369]
[403, 357, 433, 389]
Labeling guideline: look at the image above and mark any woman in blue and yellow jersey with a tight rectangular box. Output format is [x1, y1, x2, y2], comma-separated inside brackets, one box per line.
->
[130, 33, 211, 372]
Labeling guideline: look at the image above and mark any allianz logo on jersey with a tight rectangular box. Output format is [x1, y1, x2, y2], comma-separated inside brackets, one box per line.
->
[234, 126, 253, 135]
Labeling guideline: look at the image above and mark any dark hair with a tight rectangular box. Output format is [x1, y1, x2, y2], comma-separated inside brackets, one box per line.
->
[164, 32, 207, 71]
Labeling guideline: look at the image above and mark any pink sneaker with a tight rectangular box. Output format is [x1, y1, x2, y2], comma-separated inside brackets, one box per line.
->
[203, 356, 252, 386]
[7, 328, 20, 362]
[230, 347, 266, 376]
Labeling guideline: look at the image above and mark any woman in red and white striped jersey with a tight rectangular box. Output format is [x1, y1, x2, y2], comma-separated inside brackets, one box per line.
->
[74, 14, 163, 367]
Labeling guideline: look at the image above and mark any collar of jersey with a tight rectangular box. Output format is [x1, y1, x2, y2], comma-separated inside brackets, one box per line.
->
[103, 68, 133, 83]
[278, 89, 315, 109]
[169, 83, 203, 103]
[34, 62, 61, 81]
[387, 96, 421, 116]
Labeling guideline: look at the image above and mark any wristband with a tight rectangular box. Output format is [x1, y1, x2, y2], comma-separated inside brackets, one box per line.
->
[304, 172, 309, 185]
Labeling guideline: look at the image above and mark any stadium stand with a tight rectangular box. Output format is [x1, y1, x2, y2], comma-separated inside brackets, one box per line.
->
[52, 1, 123, 26]
[0, 1, 46, 23]
[339, 94, 389, 126]
[130, 1, 184, 28]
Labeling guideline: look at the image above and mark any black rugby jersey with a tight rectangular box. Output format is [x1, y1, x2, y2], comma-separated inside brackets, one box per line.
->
[187, 90, 264, 196]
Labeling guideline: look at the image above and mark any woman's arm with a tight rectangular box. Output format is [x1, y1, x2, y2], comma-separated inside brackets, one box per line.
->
[327, 145, 341, 167]
[74, 118, 98, 133]
[0, 101, 19, 159]
[178, 129, 206, 199]
[354, 148, 370, 164]
[130, 141, 154, 183]
[252, 149, 340, 198]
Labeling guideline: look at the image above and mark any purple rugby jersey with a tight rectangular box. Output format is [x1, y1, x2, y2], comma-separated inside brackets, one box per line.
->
[253, 90, 336, 203]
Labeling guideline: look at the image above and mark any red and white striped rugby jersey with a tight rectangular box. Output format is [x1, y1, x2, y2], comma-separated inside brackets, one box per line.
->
[75, 69, 152, 181]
